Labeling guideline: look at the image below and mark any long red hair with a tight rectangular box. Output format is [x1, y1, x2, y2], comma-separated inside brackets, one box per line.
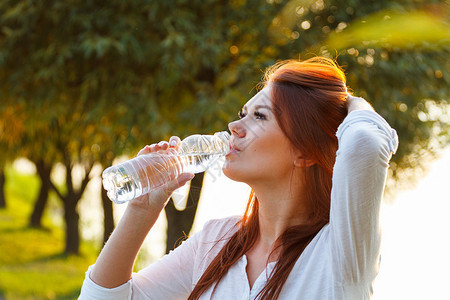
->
[188, 57, 348, 299]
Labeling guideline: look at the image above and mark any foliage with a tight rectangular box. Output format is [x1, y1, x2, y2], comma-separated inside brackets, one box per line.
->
[0, 0, 448, 254]
[265, 0, 449, 176]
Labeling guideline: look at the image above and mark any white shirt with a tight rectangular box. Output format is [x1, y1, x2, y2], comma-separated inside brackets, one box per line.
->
[79, 110, 398, 299]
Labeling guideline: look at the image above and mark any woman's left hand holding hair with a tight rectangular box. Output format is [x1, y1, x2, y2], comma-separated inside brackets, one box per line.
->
[347, 94, 374, 113]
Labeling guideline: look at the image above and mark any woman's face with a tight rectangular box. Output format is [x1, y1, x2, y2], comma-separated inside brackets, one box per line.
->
[223, 87, 298, 185]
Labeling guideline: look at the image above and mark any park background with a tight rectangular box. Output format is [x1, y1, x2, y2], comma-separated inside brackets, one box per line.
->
[0, 0, 449, 299]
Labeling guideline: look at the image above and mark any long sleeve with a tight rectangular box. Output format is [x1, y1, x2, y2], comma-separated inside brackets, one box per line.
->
[329, 110, 398, 285]
[79, 217, 240, 300]
[129, 230, 201, 299]
[79, 231, 201, 300]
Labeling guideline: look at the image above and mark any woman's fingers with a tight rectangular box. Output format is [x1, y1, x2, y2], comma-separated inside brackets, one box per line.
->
[137, 145, 151, 156]
[347, 94, 374, 113]
[137, 137, 180, 157]
[169, 136, 181, 148]
[137, 141, 171, 156]
[132, 136, 191, 208]
[158, 141, 169, 149]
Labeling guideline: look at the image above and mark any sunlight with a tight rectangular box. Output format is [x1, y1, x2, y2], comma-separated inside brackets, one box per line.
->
[192, 149, 450, 299]
[373, 147, 450, 299]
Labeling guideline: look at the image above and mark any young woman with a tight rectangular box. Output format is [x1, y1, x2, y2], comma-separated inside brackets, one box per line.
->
[80, 57, 398, 299]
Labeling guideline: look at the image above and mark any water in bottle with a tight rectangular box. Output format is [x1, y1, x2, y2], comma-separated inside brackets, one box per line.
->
[102, 131, 230, 204]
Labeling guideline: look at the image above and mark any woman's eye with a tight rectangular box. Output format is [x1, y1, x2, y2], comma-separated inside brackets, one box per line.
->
[254, 111, 266, 120]
[238, 110, 266, 120]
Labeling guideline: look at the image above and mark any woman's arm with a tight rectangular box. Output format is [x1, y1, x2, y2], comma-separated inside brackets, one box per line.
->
[329, 95, 398, 283]
[87, 139, 194, 288]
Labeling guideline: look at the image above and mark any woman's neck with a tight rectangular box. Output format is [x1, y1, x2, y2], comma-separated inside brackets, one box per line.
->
[251, 176, 310, 251]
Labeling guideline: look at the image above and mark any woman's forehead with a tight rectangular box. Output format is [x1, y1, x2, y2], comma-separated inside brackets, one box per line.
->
[244, 87, 272, 109]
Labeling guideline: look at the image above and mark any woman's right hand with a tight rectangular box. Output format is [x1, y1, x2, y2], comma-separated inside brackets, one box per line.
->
[88, 136, 194, 290]
[130, 136, 195, 211]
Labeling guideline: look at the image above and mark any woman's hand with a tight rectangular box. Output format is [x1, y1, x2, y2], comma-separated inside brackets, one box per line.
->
[347, 94, 374, 113]
[89, 136, 194, 289]
[130, 136, 194, 211]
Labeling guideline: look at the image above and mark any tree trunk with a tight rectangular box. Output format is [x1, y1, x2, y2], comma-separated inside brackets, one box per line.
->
[64, 197, 80, 255]
[29, 160, 52, 227]
[101, 185, 115, 244]
[165, 171, 205, 253]
[50, 157, 94, 255]
[0, 168, 5, 208]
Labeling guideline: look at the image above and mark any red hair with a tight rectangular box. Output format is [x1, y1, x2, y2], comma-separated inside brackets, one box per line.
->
[188, 57, 348, 299]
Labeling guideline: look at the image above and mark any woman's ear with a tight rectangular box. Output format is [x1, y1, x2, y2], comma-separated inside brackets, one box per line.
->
[294, 156, 315, 168]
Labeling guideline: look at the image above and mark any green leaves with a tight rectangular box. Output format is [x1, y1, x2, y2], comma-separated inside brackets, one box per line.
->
[0, 0, 447, 255]
[0, 0, 448, 179]
[323, 9, 450, 51]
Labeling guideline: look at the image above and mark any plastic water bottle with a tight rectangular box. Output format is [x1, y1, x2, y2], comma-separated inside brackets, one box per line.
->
[102, 131, 231, 204]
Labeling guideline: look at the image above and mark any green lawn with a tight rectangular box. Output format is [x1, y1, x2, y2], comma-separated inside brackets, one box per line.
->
[0, 167, 98, 300]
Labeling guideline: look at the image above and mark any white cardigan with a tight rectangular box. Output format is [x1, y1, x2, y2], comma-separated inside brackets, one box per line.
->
[79, 110, 398, 300]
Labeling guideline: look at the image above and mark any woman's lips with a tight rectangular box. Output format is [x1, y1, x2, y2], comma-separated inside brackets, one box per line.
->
[227, 141, 241, 155]
[227, 148, 239, 155]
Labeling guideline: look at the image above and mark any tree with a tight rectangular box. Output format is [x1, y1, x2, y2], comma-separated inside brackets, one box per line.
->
[29, 159, 52, 227]
[267, 0, 449, 177]
[0, 0, 146, 254]
[1, 0, 447, 256]
[165, 172, 205, 253]
[0, 0, 231, 253]
[176, 0, 448, 183]
[0, 103, 27, 209]
[0, 170, 5, 208]
[135, 0, 448, 250]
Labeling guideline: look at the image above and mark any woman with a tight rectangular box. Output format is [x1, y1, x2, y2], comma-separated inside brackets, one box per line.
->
[80, 57, 398, 299]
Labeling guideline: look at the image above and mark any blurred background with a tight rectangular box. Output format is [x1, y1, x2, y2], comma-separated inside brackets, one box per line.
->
[0, 0, 448, 299]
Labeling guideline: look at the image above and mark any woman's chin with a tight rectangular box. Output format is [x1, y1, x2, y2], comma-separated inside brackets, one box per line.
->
[222, 163, 234, 179]
[222, 164, 248, 184]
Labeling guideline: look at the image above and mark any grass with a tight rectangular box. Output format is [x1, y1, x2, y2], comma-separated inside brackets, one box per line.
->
[0, 167, 98, 300]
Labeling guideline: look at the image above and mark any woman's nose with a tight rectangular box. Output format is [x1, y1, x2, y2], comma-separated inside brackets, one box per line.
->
[228, 119, 245, 138]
